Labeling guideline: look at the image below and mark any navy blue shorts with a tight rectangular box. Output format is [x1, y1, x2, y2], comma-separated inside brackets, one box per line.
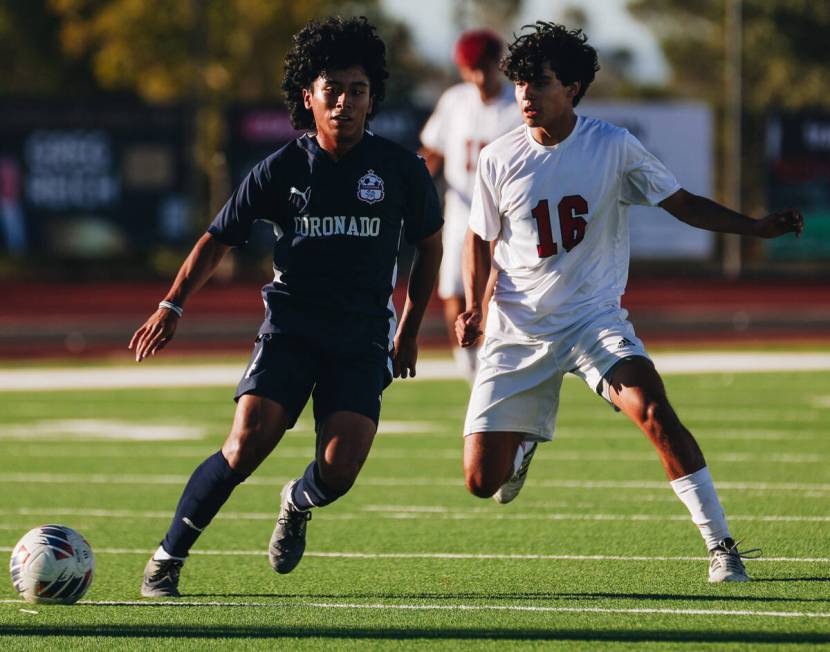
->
[234, 333, 392, 428]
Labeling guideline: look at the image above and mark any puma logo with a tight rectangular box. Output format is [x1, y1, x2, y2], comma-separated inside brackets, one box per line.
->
[289, 186, 311, 213]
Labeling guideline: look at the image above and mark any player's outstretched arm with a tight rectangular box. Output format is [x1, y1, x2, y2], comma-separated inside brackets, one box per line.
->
[393, 230, 442, 379]
[660, 189, 804, 238]
[129, 233, 231, 362]
[456, 228, 491, 348]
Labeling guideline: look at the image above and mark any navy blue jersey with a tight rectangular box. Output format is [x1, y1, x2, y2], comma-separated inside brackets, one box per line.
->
[208, 132, 442, 353]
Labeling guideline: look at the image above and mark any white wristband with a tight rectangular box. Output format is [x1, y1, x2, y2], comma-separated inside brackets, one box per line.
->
[158, 300, 183, 317]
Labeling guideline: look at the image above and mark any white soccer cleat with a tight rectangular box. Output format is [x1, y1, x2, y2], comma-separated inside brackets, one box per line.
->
[708, 538, 760, 583]
[493, 442, 538, 504]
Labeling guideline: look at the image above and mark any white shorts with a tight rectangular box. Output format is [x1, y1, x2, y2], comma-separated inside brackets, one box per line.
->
[437, 221, 466, 299]
[463, 307, 650, 441]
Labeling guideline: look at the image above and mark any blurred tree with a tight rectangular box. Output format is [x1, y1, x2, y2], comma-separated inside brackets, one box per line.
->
[47, 0, 427, 105]
[630, 0, 830, 268]
[630, 0, 830, 112]
[452, 0, 523, 32]
[37, 0, 432, 230]
[560, 4, 650, 101]
[0, 0, 99, 96]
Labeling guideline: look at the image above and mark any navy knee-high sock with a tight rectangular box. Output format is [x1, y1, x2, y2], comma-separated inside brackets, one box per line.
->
[161, 451, 247, 558]
[290, 460, 349, 511]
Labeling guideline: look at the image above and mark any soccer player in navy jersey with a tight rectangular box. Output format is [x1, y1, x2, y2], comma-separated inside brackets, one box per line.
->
[130, 16, 443, 597]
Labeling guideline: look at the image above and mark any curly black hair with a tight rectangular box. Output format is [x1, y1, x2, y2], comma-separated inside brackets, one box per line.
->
[501, 22, 599, 107]
[282, 16, 388, 130]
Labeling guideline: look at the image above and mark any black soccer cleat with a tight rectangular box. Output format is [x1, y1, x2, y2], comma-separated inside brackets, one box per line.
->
[141, 556, 183, 597]
[269, 480, 312, 574]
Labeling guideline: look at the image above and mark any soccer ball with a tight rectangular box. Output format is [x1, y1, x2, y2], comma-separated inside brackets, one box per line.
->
[9, 525, 95, 604]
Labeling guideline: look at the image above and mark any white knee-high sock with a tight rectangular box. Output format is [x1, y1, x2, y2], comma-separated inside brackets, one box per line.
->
[670, 466, 731, 549]
[452, 346, 479, 383]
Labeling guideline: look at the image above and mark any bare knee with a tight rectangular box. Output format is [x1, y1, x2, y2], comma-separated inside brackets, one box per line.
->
[316, 412, 376, 492]
[463, 432, 522, 499]
[624, 395, 676, 447]
[636, 400, 705, 469]
[318, 458, 361, 493]
[611, 358, 677, 439]
[464, 464, 513, 498]
[223, 396, 288, 474]
[632, 398, 678, 440]
[464, 465, 506, 499]
[222, 428, 274, 474]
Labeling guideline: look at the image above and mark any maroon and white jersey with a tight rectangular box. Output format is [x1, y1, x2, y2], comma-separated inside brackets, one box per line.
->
[420, 82, 520, 237]
[470, 117, 681, 342]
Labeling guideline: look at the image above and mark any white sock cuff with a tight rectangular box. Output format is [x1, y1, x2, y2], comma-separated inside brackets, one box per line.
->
[154, 545, 186, 562]
[669, 466, 713, 492]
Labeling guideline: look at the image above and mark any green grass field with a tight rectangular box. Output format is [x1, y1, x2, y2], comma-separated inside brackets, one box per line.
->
[1, 358, 829, 650]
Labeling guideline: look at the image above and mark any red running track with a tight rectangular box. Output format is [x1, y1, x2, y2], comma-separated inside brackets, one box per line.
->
[1, 278, 829, 359]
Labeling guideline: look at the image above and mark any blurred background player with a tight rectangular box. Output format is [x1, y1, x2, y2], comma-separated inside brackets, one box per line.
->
[130, 16, 442, 597]
[419, 29, 521, 382]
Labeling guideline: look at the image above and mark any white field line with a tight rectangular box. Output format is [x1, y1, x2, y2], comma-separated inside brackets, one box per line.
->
[0, 547, 826, 564]
[3, 446, 829, 464]
[2, 472, 829, 494]
[0, 598, 827, 619]
[0, 419, 433, 442]
[662, 410, 826, 423]
[6, 427, 826, 444]
[0, 419, 205, 441]
[2, 353, 830, 391]
[2, 506, 829, 525]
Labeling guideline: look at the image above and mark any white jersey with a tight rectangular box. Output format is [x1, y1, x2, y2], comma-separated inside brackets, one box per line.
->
[470, 116, 681, 342]
[420, 82, 521, 236]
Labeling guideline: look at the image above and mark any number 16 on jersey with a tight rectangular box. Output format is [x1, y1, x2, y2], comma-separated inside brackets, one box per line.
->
[531, 195, 588, 258]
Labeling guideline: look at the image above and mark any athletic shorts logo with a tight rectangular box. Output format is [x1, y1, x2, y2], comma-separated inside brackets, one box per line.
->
[617, 337, 633, 349]
[357, 170, 384, 204]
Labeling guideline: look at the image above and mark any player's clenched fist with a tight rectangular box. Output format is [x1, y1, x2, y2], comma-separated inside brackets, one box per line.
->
[751, 209, 804, 239]
[455, 310, 482, 348]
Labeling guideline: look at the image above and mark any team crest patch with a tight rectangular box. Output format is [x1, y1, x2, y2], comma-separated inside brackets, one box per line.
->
[357, 169, 384, 204]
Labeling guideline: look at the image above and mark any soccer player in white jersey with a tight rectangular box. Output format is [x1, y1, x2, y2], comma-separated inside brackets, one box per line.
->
[420, 29, 522, 381]
[456, 22, 804, 583]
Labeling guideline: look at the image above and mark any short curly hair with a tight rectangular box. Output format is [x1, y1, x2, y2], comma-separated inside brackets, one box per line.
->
[282, 16, 388, 130]
[501, 22, 599, 107]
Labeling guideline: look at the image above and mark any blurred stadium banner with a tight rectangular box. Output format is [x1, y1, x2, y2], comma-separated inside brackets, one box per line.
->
[227, 104, 428, 180]
[579, 100, 714, 260]
[766, 113, 830, 260]
[0, 101, 190, 258]
[0, 101, 429, 262]
[3, 99, 827, 271]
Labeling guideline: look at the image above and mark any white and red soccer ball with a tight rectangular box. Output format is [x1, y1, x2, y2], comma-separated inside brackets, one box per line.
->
[9, 525, 95, 604]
